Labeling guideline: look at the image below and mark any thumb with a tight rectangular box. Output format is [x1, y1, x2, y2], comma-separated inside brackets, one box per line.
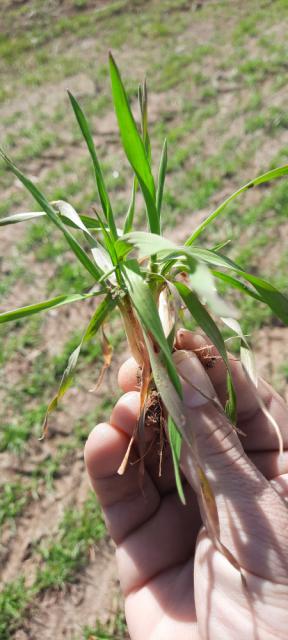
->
[174, 349, 288, 584]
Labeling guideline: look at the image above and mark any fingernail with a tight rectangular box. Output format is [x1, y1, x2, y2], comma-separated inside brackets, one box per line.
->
[173, 350, 216, 408]
[176, 328, 192, 349]
[177, 327, 193, 342]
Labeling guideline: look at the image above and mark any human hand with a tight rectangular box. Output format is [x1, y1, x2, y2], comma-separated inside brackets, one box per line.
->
[84, 330, 288, 640]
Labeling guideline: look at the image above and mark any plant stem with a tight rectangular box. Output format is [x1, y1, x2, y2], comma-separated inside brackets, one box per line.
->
[118, 295, 147, 365]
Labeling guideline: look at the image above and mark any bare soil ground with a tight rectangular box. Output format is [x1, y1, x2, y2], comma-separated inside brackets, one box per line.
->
[0, 1, 288, 638]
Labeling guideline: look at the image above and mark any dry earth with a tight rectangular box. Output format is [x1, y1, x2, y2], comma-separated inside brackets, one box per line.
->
[0, 1, 288, 638]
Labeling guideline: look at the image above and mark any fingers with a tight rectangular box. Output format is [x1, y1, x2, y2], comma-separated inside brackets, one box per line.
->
[118, 360, 187, 494]
[118, 333, 268, 418]
[118, 331, 288, 452]
[85, 391, 201, 597]
[194, 528, 288, 640]
[249, 450, 288, 480]
[125, 559, 197, 640]
[176, 329, 288, 452]
[85, 390, 199, 533]
[118, 356, 139, 392]
[117, 490, 199, 596]
[116, 331, 288, 583]
[84, 391, 160, 543]
[176, 350, 288, 583]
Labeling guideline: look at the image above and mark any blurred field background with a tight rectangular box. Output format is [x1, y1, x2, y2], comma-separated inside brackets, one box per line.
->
[1, 0, 288, 638]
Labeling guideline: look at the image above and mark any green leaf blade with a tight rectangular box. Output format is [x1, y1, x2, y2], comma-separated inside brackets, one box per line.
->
[82, 294, 117, 342]
[185, 164, 288, 245]
[0, 292, 103, 325]
[156, 138, 167, 219]
[109, 53, 159, 235]
[168, 415, 186, 504]
[0, 209, 115, 233]
[212, 270, 263, 302]
[44, 294, 117, 427]
[240, 273, 288, 325]
[68, 91, 117, 241]
[116, 231, 177, 260]
[0, 211, 45, 226]
[174, 281, 237, 422]
[187, 247, 288, 325]
[123, 176, 138, 234]
[0, 150, 102, 282]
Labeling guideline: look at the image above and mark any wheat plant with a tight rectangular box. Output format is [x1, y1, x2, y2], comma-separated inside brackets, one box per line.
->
[1, 54, 288, 579]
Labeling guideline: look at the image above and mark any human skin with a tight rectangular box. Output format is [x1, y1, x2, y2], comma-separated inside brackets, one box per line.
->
[84, 330, 288, 640]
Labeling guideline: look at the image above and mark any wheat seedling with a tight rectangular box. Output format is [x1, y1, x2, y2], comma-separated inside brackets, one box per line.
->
[1, 54, 288, 581]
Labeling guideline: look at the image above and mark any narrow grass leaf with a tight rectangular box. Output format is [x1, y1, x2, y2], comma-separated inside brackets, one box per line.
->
[53, 201, 114, 277]
[143, 81, 151, 163]
[156, 138, 167, 218]
[67, 91, 117, 240]
[212, 239, 231, 251]
[92, 208, 117, 263]
[109, 53, 159, 234]
[138, 79, 151, 162]
[44, 344, 82, 422]
[123, 265, 182, 396]
[73, 214, 111, 232]
[212, 270, 263, 302]
[221, 316, 257, 386]
[174, 281, 237, 422]
[187, 247, 288, 320]
[0, 211, 45, 225]
[0, 209, 115, 232]
[223, 317, 284, 455]
[0, 292, 104, 325]
[52, 200, 94, 239]
[174, 247, 243, 270]
[0, 150, 102, 281]
[168, 415, 186, 504]
[83, 295, 117, 342]
[185, 164, 288, 244]
[91, 208, 121, 285]
[89, 327, 113, 392]
[157, 246, 287, 323]
[187, 248, 288, 325]
[43, 294, 116, 432]
[225, 371, 237, 424]
[116, 231, 176, 260]
[123, 176, 137, 234]
[237, 273, 288, 325]
[189, 262, 238, 318]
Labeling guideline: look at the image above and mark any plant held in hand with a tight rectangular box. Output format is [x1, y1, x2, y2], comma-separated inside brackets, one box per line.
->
[1, 54, 288, 581]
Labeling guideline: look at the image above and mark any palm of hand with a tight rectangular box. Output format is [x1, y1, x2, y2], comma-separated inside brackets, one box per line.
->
[85, 332, 288, 640]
